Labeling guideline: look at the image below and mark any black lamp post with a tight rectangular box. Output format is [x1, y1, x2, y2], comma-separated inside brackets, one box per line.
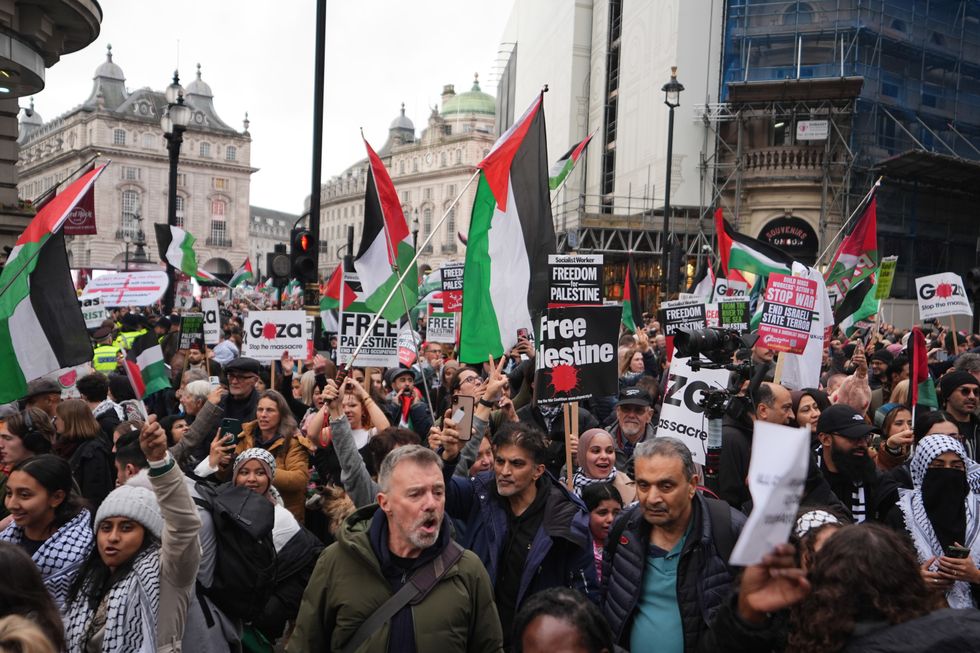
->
[660, 66, 684, 297]
[161, 71, 192, 313]
[412, 208, 420, 254]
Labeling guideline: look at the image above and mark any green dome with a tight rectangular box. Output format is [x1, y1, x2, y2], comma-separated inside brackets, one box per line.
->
[441, 74, 495, 117]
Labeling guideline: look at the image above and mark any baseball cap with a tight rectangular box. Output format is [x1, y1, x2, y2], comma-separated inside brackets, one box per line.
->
[616, 386, 651, 408]
[817, 404, 876, 439]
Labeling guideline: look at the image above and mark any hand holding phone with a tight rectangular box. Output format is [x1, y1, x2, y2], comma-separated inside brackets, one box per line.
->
[451, 395, 475, 442]
[219, 418, 243, 446]
[946, 545, 971, 559]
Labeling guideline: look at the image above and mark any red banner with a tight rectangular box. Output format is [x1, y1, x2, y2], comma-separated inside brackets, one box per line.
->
[62, 185, 96, 235]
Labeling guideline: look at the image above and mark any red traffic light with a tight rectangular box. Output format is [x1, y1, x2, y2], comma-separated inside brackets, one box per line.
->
[299, 233, 309, 251]
[294, 230, 311, 252]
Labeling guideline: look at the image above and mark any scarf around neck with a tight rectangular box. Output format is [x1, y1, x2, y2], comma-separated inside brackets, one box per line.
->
[572, 467, 618, 494]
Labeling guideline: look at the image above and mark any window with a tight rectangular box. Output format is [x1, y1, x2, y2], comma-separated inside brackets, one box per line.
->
[213, 178, 228, 191]
[113, 129, 126, 145]
[121, 190, 140, 238]
[175, 195, 185, 228]
[413, 158, 419, 172]
[200, 142, 211, 157]
[440, 152, 447, 167]
[456, 149, 462, 164]
[210, 218, 227, 244]
[123, 166, 140, 181]
[446, 207, 456, 235]
[211, 199, 226, 217]
[423, 207, 432, 235]
[399, 161, 405, 175]
[176, 173, 186, 187]
[402, 190, 411, 203]
[446, 184, 456, 197]
[142, 133, 156, 149]
[226, 146, 237, 161]
[423, 188, 432, 200]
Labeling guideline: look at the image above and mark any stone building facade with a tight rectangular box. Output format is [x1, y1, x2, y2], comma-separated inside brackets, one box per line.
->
[16, 47, 254, 275]
[249, 205, 299, 279]
[317, 76, 497, 271]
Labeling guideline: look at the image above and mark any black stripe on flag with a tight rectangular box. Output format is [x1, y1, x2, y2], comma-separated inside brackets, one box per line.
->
[33, 230, 93, 366]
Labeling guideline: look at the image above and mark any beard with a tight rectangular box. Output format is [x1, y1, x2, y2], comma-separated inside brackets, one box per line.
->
[406, 511, 442, 550]
[831, 444, 875, 484]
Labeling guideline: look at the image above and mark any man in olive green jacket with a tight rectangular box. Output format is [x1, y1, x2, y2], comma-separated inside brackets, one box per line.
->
[289, 445, 503, 653]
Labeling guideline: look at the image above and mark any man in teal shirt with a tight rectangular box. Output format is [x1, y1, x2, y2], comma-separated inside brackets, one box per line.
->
[601, 437, 745, 652]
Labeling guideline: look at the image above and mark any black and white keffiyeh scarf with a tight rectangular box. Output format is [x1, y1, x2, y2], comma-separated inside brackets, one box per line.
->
[898, 434, 980, 609]
[572, 467, 618, 495]
[64, 546, 162, 652]
[0, 508, 93, 610]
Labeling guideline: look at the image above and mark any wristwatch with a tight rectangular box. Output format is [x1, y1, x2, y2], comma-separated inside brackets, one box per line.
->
[479, 398, 498, 408]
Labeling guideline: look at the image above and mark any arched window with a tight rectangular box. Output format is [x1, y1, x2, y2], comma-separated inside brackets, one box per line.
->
[423, 207, 432, 235]
[175, 195, 185, 228]
[210, 199, 227, 246]
[446, 206, 456, 235]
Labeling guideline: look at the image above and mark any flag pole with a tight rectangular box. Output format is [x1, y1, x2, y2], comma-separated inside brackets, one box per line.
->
[346, 169, 480, 367]
[813, 177, 882, 269]
[549, 131, 597, 207]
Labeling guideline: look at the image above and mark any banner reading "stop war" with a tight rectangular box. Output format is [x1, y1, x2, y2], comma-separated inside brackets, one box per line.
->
[758, 273, 817, 355]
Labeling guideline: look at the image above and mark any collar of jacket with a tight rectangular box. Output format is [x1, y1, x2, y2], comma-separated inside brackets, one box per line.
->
[479, 470, 591, 549]
[624, 492, 710, 554]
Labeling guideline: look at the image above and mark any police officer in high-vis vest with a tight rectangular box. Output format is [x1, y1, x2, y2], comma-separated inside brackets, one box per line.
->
[113, 312, 147, 351]
[92, 325, 121, 373]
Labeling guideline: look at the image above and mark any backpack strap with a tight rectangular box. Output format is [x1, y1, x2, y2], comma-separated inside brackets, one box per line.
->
[704, 497, 735, 561]
[340, 541, 465, 653]
[603, 510, 633, 566]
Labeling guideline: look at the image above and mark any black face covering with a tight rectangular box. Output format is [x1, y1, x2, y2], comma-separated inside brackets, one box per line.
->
[831, 442, 876, 485]
[922, 467, 969, 550]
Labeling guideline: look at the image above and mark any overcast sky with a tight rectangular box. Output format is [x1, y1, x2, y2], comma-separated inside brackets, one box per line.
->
[29, 0, 513, 214]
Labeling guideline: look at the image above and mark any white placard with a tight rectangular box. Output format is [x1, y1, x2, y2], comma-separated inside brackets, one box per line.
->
[655, 355, 734, 465]
[713, 278, 748, 297]
[730, 422, 811, 566]
[796, 119, 828, 140]
[78, 295, 107, 329]
[82, 270, 169, 306]
[338, 311, 399, 368]
[243, 310, 308, 360]
[427, 312, 457, 343]
[916, 272, 973, 320]
[202, 298, 220, 345]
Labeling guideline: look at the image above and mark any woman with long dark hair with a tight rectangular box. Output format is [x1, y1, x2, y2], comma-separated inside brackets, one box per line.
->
[0, 542, 64, 650]
[0, 408, 54, 521]
[0, 455, 92, 611]
[53, 398, 114, 509]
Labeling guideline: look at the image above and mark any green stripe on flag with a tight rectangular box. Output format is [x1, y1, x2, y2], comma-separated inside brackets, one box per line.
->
[549, 159, 574, 190]
[360, 241, 418, 323]
[460, 175, 504, 360]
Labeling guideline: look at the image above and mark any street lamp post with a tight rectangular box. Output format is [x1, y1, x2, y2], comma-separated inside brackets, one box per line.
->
[161, 71, 192, 313]
[660, 66, 684, 297]
[412, 209, 420, 253]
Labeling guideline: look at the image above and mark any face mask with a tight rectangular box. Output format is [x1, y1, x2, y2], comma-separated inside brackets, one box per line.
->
[921, 467, 969, 548]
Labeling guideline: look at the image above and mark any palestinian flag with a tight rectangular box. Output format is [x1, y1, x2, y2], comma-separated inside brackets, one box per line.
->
[825, 188, 879, 299]
[549, 132, 594, 190]
[460, 93, 556, 362]
[0, 165, 106, 403]
[688, 257, 715, 300]
[835, 274, 879, 337]
[621, 257, 642, 332]
[230, 258, 254, 287]
[353, 139, 418, 324]
[714, 208, 794, 277]
[907, 326, 938, 410]
[123, 345, 171, 398]
[154, 224, 215, 282]
[320, 263, 355, 311]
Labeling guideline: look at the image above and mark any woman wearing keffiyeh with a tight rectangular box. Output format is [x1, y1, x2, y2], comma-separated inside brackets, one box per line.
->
[569, 429, 636, 503]
[888, 434, 980, 608]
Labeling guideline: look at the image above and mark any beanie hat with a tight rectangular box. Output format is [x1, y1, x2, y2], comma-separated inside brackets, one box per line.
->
[870, 349, 894, 364]
[233, 447, 276, 483]
[95, 485, 163, 538]
[940, 370, 979, 400]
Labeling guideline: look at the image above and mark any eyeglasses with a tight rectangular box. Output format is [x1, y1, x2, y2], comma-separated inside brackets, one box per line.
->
[227, 373, 257, 383]
[958, 387, 980, 397]
[459, 376, 483, 387]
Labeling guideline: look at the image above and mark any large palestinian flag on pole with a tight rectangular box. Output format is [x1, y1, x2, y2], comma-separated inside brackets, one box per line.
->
[229, 258, 253, 287]
[714, 208, 794, 277]
[825, 188, 878, 300]
[460, 93, 556, 363]
[0, 165, 107, 403]
[353, 139, 418, 324]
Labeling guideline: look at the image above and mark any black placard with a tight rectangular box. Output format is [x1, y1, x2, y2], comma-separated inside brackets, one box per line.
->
[179, 313, 205, 350]
[547, 254, 604, 307]
[533, 305, 620, 405]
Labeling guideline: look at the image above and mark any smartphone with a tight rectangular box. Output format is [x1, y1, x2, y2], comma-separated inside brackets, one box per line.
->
[209, 375, 221, 388]
[334, 362, 349, 387]
[219, 418, 243, 445]
[517, 328, 531, 361]
[450, 395, 475, 442]
[946, 545, 971, 559]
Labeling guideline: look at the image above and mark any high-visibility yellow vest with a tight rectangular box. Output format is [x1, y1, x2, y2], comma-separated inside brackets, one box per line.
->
[113, 329, 146, 350]
[92, 344, 121, 372]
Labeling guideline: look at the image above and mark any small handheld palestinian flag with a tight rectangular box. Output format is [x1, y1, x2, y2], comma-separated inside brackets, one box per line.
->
[122, 345, 171, 399]
[621, 258, 642, 333]
[229, 258, 254, 288]
[907, 326, 938, 414]
[549, 132, 594, 190]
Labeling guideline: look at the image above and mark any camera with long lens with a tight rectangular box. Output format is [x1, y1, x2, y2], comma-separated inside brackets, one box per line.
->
[673, 327, 757, 366]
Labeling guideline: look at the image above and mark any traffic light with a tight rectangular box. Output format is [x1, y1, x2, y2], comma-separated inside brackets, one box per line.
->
[290, 227, 316, 282]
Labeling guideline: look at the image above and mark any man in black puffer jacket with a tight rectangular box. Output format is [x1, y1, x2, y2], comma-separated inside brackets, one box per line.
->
[602, 437, 745, 653]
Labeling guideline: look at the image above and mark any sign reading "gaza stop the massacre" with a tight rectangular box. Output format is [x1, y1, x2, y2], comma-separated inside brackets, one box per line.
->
[243, 310, 308, 360]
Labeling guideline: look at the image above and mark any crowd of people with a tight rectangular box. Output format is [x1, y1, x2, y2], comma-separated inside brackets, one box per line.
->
[3, 303, 980, 652]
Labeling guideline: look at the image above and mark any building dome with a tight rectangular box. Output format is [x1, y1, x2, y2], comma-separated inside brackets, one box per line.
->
[389, 102, 414, 131]
[441, 73, 494, 116]
[185, 63, 212, 97]
[94, 44, 125, 81]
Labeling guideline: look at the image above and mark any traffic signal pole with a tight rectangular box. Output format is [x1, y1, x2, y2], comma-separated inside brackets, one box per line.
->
[306, 0, 327, 348]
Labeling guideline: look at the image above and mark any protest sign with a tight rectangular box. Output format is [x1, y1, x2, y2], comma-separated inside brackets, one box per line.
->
[78, 295, 106, 329]
[243, 310, 308, 360]
[874, 256, 898, 300]
[34, 362, 94, 400]
[338, 311, 399, 367]
[705, 303, 719, 328]
[658, 299, 707, 362]
[178, 313, 205, 350]
[656, 355, 733, 465]
[83, 271, 169, 306]
[718, 297, 750, 332]
[730, 422, 810, 566]
[915, 272, 973, 320]
[757, 273, 817, 355]
[427, 312, 458, 344]
[713, 277, 748, 298]
[441, 263, 464, 312]
[547, 254, 603, 307]
[304, 316, 315, 360]
[534, 306, 620, 405]
[202, 298, 220, 345]
[397, 325, 422, 367]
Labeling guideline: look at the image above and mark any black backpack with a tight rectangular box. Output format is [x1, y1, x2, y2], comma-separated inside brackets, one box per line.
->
[194, 482, 277, 622]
